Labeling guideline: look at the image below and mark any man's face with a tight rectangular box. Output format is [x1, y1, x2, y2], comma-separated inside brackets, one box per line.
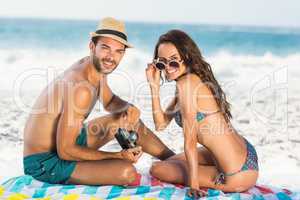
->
[90, 37, 126, 74]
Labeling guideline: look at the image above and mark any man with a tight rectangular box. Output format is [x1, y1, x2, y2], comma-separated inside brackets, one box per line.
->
[23, 17, 175, 185]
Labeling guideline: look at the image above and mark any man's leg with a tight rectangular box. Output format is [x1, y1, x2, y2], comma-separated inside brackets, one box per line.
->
[68, 159, 137, 185]
[69, 114, 174, 185]
[85, 114, 121, 149]
[85, 115, 175, 160]
[67, 114, 140, 186]
[134, 120, 175, 160]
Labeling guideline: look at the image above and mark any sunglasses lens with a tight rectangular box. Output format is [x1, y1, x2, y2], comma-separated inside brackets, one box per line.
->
[155, 62, 165, 70]
[169, 61, 180, 68]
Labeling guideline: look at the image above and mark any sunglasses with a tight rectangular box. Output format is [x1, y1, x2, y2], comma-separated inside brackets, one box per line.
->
[153, 58, 183, 70]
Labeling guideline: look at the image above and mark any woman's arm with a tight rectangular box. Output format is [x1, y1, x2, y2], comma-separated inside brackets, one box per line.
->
[177, 74, 201, 196]
[151, 89, 176, 131]
[146, 63, 176, 131]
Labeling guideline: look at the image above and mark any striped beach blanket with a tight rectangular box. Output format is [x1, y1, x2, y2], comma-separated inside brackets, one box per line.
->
[0, 172, 299, 200]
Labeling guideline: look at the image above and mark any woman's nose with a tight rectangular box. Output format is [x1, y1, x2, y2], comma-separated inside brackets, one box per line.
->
[165, 64, 171, 71]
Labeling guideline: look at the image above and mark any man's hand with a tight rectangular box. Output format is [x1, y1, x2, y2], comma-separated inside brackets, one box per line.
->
[120, 146, 143, 163]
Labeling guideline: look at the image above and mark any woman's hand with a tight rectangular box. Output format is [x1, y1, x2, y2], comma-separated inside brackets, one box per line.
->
[188, 179, 207, 199]
[187, 187, 207, 199]
[145, 63, 161, 90]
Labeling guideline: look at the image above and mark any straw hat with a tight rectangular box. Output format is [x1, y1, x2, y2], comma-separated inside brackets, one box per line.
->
[90, 17, 133, 48]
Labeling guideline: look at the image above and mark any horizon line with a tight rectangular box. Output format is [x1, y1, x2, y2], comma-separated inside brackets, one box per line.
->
[1, 15, 300, 30]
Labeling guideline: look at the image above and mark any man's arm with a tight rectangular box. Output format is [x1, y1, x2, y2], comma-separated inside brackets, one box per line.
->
[99, 77, 140, 127]
[56, 82, 123, 161]
[99, 76, 130, 113]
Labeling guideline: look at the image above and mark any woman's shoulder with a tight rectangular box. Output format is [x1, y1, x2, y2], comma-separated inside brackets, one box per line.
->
[176, 73, 204, 88]
[176, 73, 211, 99]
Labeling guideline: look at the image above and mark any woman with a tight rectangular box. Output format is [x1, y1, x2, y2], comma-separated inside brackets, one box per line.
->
[146, 30, 258, 198]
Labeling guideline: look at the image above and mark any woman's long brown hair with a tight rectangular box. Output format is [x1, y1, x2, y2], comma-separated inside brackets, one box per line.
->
[153, 29, 232, 122]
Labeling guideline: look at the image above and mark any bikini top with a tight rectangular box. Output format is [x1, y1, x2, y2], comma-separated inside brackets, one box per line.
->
[174, 110, 221, 128]
[173, 87, 221, 127]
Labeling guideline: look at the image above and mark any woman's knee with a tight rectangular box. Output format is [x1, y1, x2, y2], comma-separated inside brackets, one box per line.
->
[150, 161, 167, 177]
[233, 171, 258, 192]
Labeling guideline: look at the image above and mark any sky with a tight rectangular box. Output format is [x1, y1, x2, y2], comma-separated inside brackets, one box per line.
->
[1, 0, 300, 27]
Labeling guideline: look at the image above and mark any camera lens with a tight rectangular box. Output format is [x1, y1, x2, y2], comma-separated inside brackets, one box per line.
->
[129, 131, 138, 143]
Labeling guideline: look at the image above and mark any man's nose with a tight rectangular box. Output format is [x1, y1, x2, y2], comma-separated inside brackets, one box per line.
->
[105, 51, 114, 60]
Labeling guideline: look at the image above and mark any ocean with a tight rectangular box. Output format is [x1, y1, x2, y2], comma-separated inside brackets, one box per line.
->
[0, 17, 299, 92]
[1, 17, 300, 55]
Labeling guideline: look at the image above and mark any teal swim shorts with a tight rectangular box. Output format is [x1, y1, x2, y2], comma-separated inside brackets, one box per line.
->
[23, 125, 88, 184]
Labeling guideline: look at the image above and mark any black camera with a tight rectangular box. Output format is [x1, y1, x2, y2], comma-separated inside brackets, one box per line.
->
[114, 128, 138, 149]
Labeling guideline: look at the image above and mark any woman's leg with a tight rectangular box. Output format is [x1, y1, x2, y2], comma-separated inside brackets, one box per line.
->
[150, 151, 258, 192]
[167, 146, 216, 165]
[150, 147, 216, 185]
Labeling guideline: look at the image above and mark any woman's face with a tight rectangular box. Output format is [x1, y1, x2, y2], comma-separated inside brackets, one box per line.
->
[156, 42, 187, 81]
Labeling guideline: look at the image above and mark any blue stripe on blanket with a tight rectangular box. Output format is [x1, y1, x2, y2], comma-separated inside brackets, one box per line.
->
[83, 186, 98, 195]
[252, 194, 265, 200]
[107, 185, 124, 199]
[9, 176, 33, 193]
[32, 187, 47, 198]
[32, 181, 57, 198]
[59, 185, 76, 194]
[208, 189, 221, 197]
[159, 187, 175, 200]
[136, 186, 150, 196]
[230, 193, 241, 200]
[276, 192, 292, 200]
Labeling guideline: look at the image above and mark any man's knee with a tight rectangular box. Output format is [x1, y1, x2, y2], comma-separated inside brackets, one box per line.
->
[135, 119, 146, 131]
[119, 163, 138, 185]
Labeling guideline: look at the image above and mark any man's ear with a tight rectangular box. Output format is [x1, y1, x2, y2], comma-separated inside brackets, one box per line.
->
[89, 41, 95, 52]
